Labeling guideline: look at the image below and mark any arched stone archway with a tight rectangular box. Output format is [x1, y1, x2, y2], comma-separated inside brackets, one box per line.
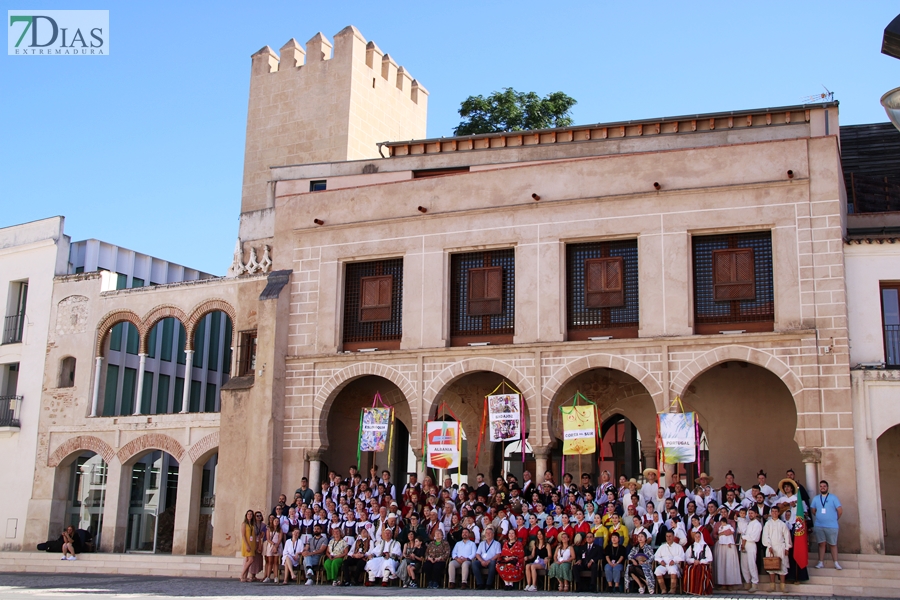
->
[141, 305, 189, 353]
[95, 309, 143, 356]
[117, 433, 186, 464]
[188, 431, 219, 465]
[48, 435, 116, 467]
[878, 424, 900, 555]
[185, 299, 237, 351]
[543, 354, 664, 414]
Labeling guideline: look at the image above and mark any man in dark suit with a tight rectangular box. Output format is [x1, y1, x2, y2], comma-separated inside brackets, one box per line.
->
[572, 531, 604, 592]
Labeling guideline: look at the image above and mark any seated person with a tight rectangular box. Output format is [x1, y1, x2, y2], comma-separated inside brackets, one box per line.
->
[654, 530, 685, 594]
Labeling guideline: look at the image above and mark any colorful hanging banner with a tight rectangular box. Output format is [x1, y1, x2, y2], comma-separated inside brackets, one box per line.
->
[359, 407, 391, 452]
[425, 421, 461, 469]
[487, 393, 521, 442]
[658, 411, 696, 464]
[561, 405, 596, 455]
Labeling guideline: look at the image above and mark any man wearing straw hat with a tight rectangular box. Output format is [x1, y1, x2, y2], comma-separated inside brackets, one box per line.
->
[693, 472, 718, 510]
[640, 468, 661, 506]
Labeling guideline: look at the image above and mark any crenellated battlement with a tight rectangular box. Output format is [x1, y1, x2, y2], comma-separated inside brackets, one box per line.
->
[249, 26, 427, 106]
[240, 24, 428, 218]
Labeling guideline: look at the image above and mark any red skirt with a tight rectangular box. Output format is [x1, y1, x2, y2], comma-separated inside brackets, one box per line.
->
[496, 560, 524, 583]
[683, 563, 713, 596]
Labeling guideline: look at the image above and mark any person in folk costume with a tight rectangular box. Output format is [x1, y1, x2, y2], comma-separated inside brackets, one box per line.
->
[785, 468, 811, 508]
[626, 531, 656, 594]
[496, 528, 526, 590]
[671, 481, 691, 520]
[739, 506, 763, 592]
[756, 470, 777, 506]
[762, 505, 792, 594]
[689, 514, 714, 548]
[364, 528, 402, 586]
[722, 489, 742, 518]
[720, 470, 744, 502]
[341, 527, 371, 585]
[693, 472, 718, 511]
[640, 468, 661, 507]
[598, 470, 616, 498]
[617, 474, 630, 500]
[647, 509, 668, 549]
[654, 529, 685, 594]
[579, 472, 595, 498]
[712, 505, 742, 589]
[778, 479, 810, 584]
[631, 515, 650, 547]
[684, 529, 714, 595]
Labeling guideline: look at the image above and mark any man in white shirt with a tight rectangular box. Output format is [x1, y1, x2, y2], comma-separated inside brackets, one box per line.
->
[364, 529, 402, 586]
[654, 530, 685, 594]
[471, 527, 500, 590]
[740, 507, 762, 592]
[640, 469, 661, 507]
[448, 528, 477, 589]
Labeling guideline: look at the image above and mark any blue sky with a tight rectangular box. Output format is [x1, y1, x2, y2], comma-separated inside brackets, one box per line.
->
[2, 1, 899, 275]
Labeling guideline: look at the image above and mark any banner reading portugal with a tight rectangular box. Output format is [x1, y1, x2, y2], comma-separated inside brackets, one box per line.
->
[359, 407, 391, 453]
[561, 406, 596, 455]
[487, 394, 521, 442]
[426, 421, 461, 469]
[659, 412, 696, 464]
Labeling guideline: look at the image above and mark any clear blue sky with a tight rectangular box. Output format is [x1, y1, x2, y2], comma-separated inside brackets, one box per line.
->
[2, 1, 899, 275]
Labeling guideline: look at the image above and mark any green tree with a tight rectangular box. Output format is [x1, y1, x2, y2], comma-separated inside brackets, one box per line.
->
[453, 88, 577, 136]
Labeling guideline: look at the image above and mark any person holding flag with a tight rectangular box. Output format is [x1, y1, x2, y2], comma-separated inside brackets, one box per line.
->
[777, 478, 809, 584]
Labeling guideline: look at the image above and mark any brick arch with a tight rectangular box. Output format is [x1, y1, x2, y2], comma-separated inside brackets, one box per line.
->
[314, 363, 416, 450]
[543, 353, 664, 411]
[670, 345, 803, 404]
[185, 299, 237, 352]
[117, 433, 186, 464]
[423, 357, 535, 436]
[188, 431, 219, 465]
[48, 435, 116, 467]
[141, 305, 189, 354]
[95, 309, 142, 356]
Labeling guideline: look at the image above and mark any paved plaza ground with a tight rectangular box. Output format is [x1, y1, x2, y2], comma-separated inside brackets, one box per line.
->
[0, 573, 883, 600]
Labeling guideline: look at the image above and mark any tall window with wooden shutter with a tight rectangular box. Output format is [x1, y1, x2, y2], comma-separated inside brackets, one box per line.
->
[343, 259, 403, 350]
[359, 275, 393, 322]
[468, 267, 503, 316]
[712, 249, 755, 301]
[566, 241, 638, 340]
[585, 257, 625, 308]
[693, 232, 773, 334]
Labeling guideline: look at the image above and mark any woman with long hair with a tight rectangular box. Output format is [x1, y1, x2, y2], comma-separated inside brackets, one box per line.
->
[249, 511, 265, 582]
[524, 529, 549, 591]
[548, 531, 574, 591]
[625, 531, 655, 594]
[262, 515, 282, 582]
[496, 529, 525, 590]
[239, 509, 257, 582]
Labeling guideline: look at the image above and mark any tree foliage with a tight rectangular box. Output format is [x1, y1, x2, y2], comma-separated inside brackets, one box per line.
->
[453, 88, 577, 136]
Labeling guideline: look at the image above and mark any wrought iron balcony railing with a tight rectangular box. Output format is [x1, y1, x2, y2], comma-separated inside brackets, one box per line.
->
[0, 396, 22, 428]
[2, 313, 25, 344]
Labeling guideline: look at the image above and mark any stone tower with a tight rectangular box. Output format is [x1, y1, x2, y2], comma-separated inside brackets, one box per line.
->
[240, 25, 429, 215]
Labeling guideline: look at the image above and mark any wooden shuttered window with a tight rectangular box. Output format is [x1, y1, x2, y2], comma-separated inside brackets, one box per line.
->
[467, 267, 503, 316]
[712, 248, 756, 301]
[359, 275, 393, 322]
[584, 257, 625, 308]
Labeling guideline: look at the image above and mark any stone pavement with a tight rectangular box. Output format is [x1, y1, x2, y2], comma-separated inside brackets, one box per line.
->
[0, 573, 886, 600]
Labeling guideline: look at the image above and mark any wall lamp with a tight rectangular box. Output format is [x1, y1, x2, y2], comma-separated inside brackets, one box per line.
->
[417, 206, 428, 213]
[313, 218, 324, 226]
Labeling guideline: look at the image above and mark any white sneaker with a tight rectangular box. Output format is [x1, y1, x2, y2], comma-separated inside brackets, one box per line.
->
[814, 561, 824, 569]
[61, 556, 67, 560]
[305, 579, 313, 586]
[834, 562, 842, 570]
[67, 556, 77, 561]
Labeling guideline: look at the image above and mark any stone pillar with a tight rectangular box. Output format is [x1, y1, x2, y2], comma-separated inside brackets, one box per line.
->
[172, 459, 202, 555]
[180, 350, 194, 413]
[100, 458, 128, 553]
[641, 442, 657, 470]
[90, 356, 103, 417]
[413, 450, 426, 482]
[307, 451, 322, 491]
[534, 447, 552, 481]
[802, 449, 820, 496]
[133, 354, 147, 415]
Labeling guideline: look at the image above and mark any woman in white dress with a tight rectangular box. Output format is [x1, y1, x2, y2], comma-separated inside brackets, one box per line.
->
[712, 505, 742, 588]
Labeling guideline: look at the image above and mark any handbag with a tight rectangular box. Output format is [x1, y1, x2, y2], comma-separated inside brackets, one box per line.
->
[763, 551, 782, 571]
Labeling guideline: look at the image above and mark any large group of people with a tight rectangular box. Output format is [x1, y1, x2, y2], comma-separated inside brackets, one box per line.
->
[238, 465, 842, 595]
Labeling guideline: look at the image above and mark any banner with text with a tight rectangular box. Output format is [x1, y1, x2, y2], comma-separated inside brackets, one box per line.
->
[426, 421, 461, 469]
[659, 411, 696, 464]
[562, 405, 596, 455]
[359, 407, 391, 453]
[487, 393, 521, 442]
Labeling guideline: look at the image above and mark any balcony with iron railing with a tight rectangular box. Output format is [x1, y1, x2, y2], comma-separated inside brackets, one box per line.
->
[887, 324, 900, 368]
[2, 313, 25, 344]
[0, 396, 22, 429]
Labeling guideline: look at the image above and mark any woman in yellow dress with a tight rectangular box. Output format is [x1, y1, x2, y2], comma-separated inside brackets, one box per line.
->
[240, 509, 258, 582]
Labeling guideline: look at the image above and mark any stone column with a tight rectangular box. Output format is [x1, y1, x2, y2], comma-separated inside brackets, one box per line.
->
[802, 448, 821, 496]
[307, 451, 322, 491]
[133, 354, 147, 415]
[641, 441, 657, 470]
[90, 356, 103, 417]
[533, 447, 552, 481]
[180, 350, 194, 413]
[413, 449, 426, 482]
[100, 458, 128, 552]
[172, 460, 202, 555]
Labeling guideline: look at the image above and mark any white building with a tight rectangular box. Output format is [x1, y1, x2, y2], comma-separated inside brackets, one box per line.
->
[0, 217, 70, 550]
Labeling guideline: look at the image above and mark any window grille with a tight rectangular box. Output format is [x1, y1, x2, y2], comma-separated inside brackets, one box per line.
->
[566, 240, 639, 339]
[343, 259, 403, 350]
[693, 231, 774, 333]
[450, 249, 515, 345]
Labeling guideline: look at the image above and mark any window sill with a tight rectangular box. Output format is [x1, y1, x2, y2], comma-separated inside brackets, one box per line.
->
[694, 322, 774, 335]
[0, 425, 21, 436]
[450, 334, 515, 347]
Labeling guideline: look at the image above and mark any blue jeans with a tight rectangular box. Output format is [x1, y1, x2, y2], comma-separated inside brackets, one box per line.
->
[605, 562, 624, 584]
[472, 559, 497, 586]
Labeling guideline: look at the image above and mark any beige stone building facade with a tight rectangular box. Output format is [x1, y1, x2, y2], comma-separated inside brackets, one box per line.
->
[25, 25, 868, 559]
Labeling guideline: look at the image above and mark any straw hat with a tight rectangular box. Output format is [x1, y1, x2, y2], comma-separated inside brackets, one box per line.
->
[642, 468, 659, 479]
[697, 472, 714, 483]
[777, 478, 798, 495]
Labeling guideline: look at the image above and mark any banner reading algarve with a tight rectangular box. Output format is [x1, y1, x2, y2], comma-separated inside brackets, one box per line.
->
[487, 393, 521, 442]
[562, 406, 596, 455]
[659, 412, 696, 464]
[426, 421, 460, 469]
[359, 407, 391, 453]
